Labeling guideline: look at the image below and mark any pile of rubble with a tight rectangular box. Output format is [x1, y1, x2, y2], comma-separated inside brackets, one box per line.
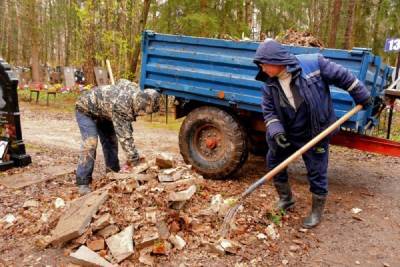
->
[277, 29, 324, 48]
[30, 152, 273, 266]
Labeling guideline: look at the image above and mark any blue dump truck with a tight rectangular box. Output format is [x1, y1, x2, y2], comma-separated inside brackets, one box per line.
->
[140, 31, 400, 179]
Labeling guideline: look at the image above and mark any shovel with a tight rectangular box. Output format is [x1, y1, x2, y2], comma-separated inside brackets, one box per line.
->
[219, 104, 363, 238]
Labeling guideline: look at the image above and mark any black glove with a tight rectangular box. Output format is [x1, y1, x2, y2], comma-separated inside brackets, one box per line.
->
[361, 96, 373, 110]
[274, 133, 290, 149]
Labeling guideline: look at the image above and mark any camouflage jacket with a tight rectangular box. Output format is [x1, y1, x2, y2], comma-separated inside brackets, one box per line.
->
[75, 79, 144, 162]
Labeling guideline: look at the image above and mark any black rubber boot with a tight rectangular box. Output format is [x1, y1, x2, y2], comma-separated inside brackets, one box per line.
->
[303, 194, 327, 228]
[273, 181, 295, 211]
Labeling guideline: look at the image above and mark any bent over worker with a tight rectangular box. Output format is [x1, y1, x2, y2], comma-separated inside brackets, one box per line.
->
[253, 40, 372, 228]
[75, 79, 160, 195]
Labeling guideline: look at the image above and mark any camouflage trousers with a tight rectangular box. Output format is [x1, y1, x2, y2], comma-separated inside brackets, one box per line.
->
[75, 110, 120, 185]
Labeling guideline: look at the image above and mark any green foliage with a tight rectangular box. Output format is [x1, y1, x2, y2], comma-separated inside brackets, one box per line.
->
[266, 209, 286, 226]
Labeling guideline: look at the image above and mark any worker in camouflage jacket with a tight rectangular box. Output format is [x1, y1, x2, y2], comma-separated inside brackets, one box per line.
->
[253, 39, 372, 228]
[75, 79, 160, 195]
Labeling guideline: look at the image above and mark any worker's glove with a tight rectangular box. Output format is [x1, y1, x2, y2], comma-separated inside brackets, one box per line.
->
[361, 96, 373, 110]
[274, 133, 290, 149]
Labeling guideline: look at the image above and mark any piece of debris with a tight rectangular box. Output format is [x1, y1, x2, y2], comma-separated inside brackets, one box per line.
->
[50, 190, 108, 246]
[171, 201, 186, 210]
[168, 185, 196, 202]
[210, 194, 223, 213]
[0, 164, 75, 189]
[87, 239, 105, 251]
[139, 253, 155, 266]
[40, 212, 51, 223]
[145, 208, 158, 224]
[289, 245, 300, 252]
[156, 221, 170, 240]
[152, 240, 172, 255]
[351, 208, 362, 214]
[168, 234, 186, 250]
[69, 245, 113, 267]
[355, 260, 361, 265]
[265, 224, 279, 240]
[98, 224, 120, 239]
[383, 262, 390, 267]
[155, 153, 175, 169]
[352, 215, 364, 222]
[218, 239, 241, 254]
[92, 213, 113, 231]
[257, 233, 267, 240]
[54, 197, 66, 209]
[208, 243, 225, 255]
[282, 259, 289, 265]
[133, 162, 150, 174]
[298, 228, 308, 233]
[277, 29, 324, 48]
[136, 232, 160, 249]
[159, 177, 203, 191]
[2, 214, 16, 224]
[23, 199, 39, 208]
[106, 225, 134, 263]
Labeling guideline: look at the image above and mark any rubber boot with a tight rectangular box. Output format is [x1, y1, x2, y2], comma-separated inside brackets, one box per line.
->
[302, 194, 326, 228]
[78, 185, 91, 195]
[273, 181, 295, 211]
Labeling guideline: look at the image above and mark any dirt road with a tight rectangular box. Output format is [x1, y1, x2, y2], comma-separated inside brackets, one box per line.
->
[1, 103, 399, 266]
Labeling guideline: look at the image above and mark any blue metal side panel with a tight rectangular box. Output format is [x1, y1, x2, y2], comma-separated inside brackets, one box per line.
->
[140, 31, 392, 132]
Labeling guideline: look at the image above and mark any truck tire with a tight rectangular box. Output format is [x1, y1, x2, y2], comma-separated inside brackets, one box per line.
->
[179, 106, 248, 179]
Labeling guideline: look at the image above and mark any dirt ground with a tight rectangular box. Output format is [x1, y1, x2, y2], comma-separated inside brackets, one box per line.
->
[0, 102, 399, 267]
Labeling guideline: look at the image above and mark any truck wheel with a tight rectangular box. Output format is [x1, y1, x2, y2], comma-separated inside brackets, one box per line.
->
[179, 106, 248, 179]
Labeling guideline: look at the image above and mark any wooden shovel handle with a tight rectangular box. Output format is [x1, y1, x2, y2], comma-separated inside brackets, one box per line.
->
[241, 104, 363, 199]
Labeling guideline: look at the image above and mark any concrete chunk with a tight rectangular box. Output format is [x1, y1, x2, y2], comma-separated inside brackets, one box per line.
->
[50, 190, 108, 246]
[23, 199, 39, 208]
[93, 213, 113, 231]
[87, 239, 105, 251]
[156, 221, 170, 240]
[98, 224, 119, 239]
[106, 225, 134, 263]
[168, 185, 196, 202]
[168, 234, 186, 250]
[70, 245, 113, 267]
[219, 239, 241, 254]
[155, 153, 175, 169]
[136, 232, 160, 249]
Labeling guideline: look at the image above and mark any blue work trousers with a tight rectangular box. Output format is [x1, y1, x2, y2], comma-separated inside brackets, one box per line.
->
[267, 141, 329, 196]
[76, 110, 120, 185]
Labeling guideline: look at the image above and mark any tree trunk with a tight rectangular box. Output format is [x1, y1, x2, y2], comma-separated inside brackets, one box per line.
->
[372, 0, 383, 53]
[82, 1, 96, 85]
[244, 0, 252, 28]
[343, 0, 356, 49]
[30, 0, 41, 82]
[328, 0, 342, 48]
[130, 0, 151, 78]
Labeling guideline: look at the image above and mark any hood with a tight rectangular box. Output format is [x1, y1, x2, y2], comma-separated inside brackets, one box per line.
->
[253, 39, 298, 82]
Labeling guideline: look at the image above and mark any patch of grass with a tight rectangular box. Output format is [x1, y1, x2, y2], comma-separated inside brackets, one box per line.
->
[266, 209, 286, 226]
[18, 89, 78, 113]
[138, 114, 183, 132]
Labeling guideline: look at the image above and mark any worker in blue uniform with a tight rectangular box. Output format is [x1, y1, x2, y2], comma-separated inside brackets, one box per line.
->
[253, 39, 372, 228]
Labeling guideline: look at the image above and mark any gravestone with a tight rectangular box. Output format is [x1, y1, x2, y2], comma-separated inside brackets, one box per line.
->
[63, 66, 76, 88]
[0, 58, 31, 170]
[94, 67, 109, 86]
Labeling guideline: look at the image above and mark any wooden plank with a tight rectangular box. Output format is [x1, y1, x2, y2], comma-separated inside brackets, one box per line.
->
[50, 190, 108, 246]
[0, 164, 75, 189]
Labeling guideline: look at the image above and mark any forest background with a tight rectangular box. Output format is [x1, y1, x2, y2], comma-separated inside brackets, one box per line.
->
[1, 0, 399, 84]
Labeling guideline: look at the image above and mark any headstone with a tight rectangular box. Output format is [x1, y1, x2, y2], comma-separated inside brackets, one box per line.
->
[94, 67, 109, 86]
[0, 58, 31, 171]
[63, 67, 76, 88]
